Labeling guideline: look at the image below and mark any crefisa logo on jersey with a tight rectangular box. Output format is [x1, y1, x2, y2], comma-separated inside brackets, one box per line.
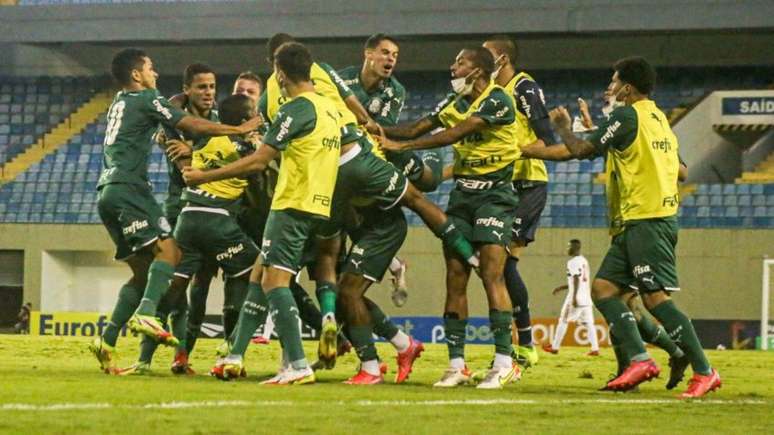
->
[122, 219, 149, 235]
[475, 217, 505, 228]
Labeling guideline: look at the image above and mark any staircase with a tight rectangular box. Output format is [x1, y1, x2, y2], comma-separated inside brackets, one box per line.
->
[0, 91, 113, 184]
[737, 149, 774, 183]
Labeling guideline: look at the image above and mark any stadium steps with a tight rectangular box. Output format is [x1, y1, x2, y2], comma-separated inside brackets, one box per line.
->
[0, 92, 112, 184]
[735, 150, 774, 183]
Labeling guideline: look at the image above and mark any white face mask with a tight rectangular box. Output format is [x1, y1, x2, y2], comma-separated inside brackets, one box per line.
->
[490, 55, 506, 80]
[450, 69, 479, 96]
[601, 96, 623, 117]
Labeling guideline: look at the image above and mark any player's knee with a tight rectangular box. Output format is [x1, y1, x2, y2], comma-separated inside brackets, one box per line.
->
[640, 290, 669, 310]
[591, 279, 618, 302]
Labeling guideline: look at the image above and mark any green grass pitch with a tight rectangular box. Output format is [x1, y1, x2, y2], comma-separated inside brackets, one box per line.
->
[1, 335, 771, 434]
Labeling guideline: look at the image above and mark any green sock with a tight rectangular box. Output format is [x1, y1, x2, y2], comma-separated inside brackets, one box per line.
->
[230, 282, 270, 356]
[136, 260, 175, 316]
[138, 334, 158, 364]
[610, 332, 626, 375]
[291, 281, 322, 333]
[223, 278, 249, 337]
[489, 309, 513, 356]
[594, 297, 649, 362]
[443, 313, 467, 360]
[103, 284, 142, 347]
[367, 299, 399, 340]
[185, 280, 210, 355]
[315, 281, 337, 319]
[267, 287, 307, 369]
[435, 221, 475, 264]
[348, 324, 379, 362]
[169, 304, 188, 352]
[649, 300, 711, 375]
[636, 314, 684, 358]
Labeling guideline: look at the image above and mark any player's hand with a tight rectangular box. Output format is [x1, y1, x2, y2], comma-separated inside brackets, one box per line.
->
[364, 119, 384, 137]
[577, 98, 594, 129]
[377, 134, 404, 152]
[245, 131, 264, 148]
[551, 286, 562, 295]
[153, 128, 167, 146]
[166, 139, 192, 161]
[238, 115, 263, 134]
[549, 106, 572, 130]
[181, 166, 207, 186]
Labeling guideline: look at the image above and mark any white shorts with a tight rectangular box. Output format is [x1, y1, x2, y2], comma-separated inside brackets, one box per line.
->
[559, 301, 594, 325]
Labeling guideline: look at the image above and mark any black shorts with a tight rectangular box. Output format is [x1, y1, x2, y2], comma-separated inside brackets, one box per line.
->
[510, 181, 547, 245]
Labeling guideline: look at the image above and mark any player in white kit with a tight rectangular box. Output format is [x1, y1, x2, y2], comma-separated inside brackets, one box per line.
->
[544, 239, 599, 356]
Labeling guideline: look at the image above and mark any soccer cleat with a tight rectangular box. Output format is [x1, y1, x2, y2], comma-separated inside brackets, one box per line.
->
[395, 337, 424, 384]
[390, 258, 409, 307]
[514, 345, 540, 368]
[251, 336, 270, 345]
[541, 343, 558, 354]
[272, 366, 315, 385]
[344, 369, 384, 385]
[88, 337, 118, 374]
[679, 369, 721, 399]
[317, 315, 338, 370]
[476, 366, 518, 389]
[433, 366, 473, 388]
[115, 361, 151, 376]
[210, 355, 246, 381]
[605, 359, 661, 392]
[127, 314, 179, 347]
[666, 354, 690, 390]
[170, 350, 195, 375]
[586, 350, 600, 357]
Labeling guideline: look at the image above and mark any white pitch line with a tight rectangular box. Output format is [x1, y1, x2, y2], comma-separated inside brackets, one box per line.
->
[1, 398, 766, 412]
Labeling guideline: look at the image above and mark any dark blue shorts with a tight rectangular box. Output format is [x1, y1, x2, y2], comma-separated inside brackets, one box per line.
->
[511, 181, 547, 245]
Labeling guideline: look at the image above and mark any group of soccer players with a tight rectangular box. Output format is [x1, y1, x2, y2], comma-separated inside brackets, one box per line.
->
[86, 31, 721, 397]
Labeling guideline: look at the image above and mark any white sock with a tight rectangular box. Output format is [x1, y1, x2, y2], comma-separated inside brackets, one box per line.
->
[390, 331, 411, 353]
[586, 322, 599, 351]
[361, 359, 381, 376]
[388, 257, 402, 274]
[449, 357, 465, 370]
[493, 353, 512, 369]
[552, 321, 569, 350]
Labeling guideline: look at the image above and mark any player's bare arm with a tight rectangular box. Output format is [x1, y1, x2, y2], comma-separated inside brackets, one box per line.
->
[165, 139, 193, 168]
[380, 116, 486, 152]
[382, 116, 438, 140]
[521, 140, 574, 161]
[176, 114, 262, 137]
[552, 284, 568, 295]
[549, 106, 596, 158]
[182, 143, 279, 186]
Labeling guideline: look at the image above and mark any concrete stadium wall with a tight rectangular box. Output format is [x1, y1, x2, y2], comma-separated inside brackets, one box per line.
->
[0, 0, 771, 43]
[1, 224, 771, 320]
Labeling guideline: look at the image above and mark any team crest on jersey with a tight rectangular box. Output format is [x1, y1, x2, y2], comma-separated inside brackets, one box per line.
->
[368, 97, 382, 115]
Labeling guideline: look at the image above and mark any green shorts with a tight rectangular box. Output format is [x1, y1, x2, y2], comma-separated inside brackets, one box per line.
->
[596, 217, 680, 293]
[343, 205, 407, 282]
[173, 206, 259, 279]
[97, 183, 172, 261]
[261, 209, 322, 274]
[445, 184, 518, 246]
[237, 204, 270, 246]
[339, 142, 408, 211]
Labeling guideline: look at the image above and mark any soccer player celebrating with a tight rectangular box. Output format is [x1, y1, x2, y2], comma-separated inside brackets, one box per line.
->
[483, 35, 556, 368]
[543, 239, 599, 356]
[88, 48, 261, 373]
[184, 42, 342, 385]
[380, 47, 520, 389]
[525, 57, 720, 397]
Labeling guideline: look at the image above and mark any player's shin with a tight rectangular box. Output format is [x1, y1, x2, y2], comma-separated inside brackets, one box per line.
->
[444, 312, 467, 367]
[435, 221, 478, 267]
[267, 287, 308, 369]
[223, 277, 249, 337]
[648, 299, 711, 375]
[490, 309, 513, 368]
[315, 281, 338, 321]
[594, 297, 650, 362]
[636, 313, 683, 358]
[367, 298, 409, 351]
[229, 282, 270, 356]
[185, 280, 209, 355]
[504, 256, 532, 346]
[135, 260, 176, 316]
[103, 284, 142, 347]
[291, 281, 323, 332]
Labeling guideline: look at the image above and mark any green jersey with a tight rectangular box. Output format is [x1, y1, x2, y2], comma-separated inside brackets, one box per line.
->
[337, 66, 406, 126]
[98, 89, 187, 187]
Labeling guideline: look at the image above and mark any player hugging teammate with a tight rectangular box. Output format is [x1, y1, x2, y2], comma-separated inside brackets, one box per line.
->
[87, 35, 719, 398]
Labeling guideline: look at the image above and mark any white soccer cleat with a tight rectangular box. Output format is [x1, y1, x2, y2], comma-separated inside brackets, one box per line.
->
[276, 366, 315, 385]
[433, 367, 473, 388]
[476, 366, 517, 390]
